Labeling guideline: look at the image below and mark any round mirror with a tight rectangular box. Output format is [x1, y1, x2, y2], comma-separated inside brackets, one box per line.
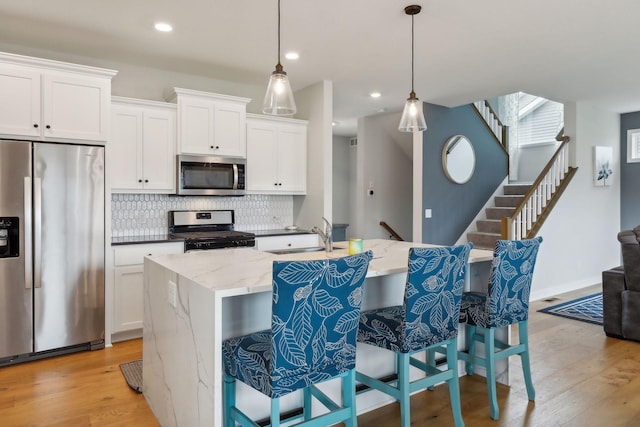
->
[442, 135, 475, 184]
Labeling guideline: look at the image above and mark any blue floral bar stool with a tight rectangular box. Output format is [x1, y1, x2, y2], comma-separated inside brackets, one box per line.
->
[457, 237, 543, 420]
[222, 251, 374, 427]
[356, 244, 473, 427]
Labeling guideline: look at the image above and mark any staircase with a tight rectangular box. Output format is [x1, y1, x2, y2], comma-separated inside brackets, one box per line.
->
[467, 183, 530, 250]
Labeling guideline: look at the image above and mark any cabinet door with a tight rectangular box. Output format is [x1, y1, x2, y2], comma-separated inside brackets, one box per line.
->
[0, 68, 41, 138]
[142, 108, 175, 192]
[246, 121, 278, 192]
[113, 265, 144, 333]
[43, 73, 110, 141]
[110, 105, 144, 191]
[214, 102, 246, 157]
[178, 96, 214, 155]
[277, 124, 307, 194]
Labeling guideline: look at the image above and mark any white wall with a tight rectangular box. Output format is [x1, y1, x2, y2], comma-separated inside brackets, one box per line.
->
[517, 142, 559, 182]
[0, 42, 265, 112]
[354, 112, 412, 240]
[530, 102, 621, 300]
[293, 80, 333, 229]
[332, 135, 352, 225]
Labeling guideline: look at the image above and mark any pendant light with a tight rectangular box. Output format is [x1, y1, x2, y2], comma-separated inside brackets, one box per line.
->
[263, 0, 297, 116]
[398, 5, 427, 132]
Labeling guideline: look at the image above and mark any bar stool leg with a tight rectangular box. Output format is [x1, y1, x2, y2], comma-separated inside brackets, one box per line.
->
[484, 328, 499, 420]
[519, 321, 536, 401]
[343, 370, 357, 427]
[446, 339, 465, 427]
[303, 387, 312, 420]
[397, 352, 411, 427]
[223, 375, 235, 427]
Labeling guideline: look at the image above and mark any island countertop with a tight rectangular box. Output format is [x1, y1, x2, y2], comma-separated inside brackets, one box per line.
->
[147, 238, 493, 297]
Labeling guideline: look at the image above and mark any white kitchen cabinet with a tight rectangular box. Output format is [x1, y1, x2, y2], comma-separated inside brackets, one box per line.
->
[112, 241, 183, 338]
[170, 87, 250, 158]
[246, 114, 307, 194]
[255, 234, 320, 251]
[0, 52, 115, 142]
[110, 97, 176, 193]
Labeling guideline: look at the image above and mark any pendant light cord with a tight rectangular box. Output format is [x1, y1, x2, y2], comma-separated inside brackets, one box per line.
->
[411, 13, 415, 94]
[277, 0, 281, 66]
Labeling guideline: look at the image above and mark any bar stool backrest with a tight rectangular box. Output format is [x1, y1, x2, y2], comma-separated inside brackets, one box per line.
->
[268, 250, 374, 397]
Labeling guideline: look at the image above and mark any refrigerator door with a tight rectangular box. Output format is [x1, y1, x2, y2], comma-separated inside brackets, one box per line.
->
[0, 140, 32, 359]
[33, 143, 104, 352]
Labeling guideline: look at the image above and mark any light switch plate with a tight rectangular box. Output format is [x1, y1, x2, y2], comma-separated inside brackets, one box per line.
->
[425, 209, 432, 218]
[167, 280, 177, 308]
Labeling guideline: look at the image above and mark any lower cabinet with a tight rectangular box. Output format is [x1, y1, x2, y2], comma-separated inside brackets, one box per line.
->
[112, 241, 183, 340]
[255, 234, 320, 251]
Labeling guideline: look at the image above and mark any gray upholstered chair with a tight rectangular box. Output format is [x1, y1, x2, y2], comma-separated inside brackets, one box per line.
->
[602, 225, 640, 342]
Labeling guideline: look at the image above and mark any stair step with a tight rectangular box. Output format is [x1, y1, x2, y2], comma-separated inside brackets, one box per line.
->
[485, 207, 513, 220]
[477, 219, 502, 234]
[467, 231, 500, 250]
[494, 195, 523, 208]
[503, 184, 531, 196]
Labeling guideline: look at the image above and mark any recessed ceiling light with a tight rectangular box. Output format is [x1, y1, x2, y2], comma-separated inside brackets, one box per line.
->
[285, 52, 299, 60]
[370, 92, 382, 98]
[154, 22, 173, 32]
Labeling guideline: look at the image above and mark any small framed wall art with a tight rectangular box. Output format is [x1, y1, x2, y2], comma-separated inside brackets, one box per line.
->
[593, 145, 613, 187]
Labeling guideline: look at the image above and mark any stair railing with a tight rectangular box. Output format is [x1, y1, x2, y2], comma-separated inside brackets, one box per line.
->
[472, 100, 509, 153]
[501, 137, 577, 240]
[379, 221, 404, 241]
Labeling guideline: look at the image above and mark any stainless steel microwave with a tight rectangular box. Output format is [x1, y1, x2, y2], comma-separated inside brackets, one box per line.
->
[176, 155, 246, 196]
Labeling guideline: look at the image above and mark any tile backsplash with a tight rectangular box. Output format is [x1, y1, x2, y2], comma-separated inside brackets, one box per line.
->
[111, 194, 294, 237]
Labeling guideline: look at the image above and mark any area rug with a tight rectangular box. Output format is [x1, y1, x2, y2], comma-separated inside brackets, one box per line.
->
[119, 360, 143, 393]
[538, 292, 603, 325]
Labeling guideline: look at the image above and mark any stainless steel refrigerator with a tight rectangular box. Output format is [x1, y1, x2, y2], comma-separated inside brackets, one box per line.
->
[0, 140, 104, 364]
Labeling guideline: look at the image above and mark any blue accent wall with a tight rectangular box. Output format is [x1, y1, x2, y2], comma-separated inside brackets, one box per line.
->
[620, 112, 640, 230]
[422, 103, 508, 244]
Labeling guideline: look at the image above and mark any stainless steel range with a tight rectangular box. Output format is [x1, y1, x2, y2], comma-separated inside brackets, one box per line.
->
[169, 210, 255, 252]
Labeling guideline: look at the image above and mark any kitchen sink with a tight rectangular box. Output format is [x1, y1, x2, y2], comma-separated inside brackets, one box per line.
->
[266, 245, 345, 255]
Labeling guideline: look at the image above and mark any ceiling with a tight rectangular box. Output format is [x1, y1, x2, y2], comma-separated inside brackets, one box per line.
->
[1, 0, 639, 136]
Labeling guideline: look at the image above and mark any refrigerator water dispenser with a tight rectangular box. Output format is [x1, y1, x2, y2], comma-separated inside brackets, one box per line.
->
[0, 217, 19, 258]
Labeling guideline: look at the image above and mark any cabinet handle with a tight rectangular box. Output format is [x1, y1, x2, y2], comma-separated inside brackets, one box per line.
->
[144, 179, 149, 183]
[33, 124, 39, 128]
[210, 145, 214, 149]
[45, 125, 51, 129]
[138, 179, 142, 183]
[215, 145, 220, 149]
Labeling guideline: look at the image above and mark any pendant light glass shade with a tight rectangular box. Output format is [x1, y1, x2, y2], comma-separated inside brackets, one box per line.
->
[263, 0, 296, 116]
[399, 92, 427, 132]
[399, 5, 426, 132]
[263, 64, 297, 115]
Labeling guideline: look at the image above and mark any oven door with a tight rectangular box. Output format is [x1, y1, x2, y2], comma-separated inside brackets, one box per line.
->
[177, 155, 245, 196]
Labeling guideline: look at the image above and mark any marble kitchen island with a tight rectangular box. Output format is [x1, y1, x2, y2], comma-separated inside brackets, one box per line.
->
[142, 239, 493, 427]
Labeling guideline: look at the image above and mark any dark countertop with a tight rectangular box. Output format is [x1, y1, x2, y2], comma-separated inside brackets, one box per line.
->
[111, 228, 315, 246]
[111, 234, 182, 246]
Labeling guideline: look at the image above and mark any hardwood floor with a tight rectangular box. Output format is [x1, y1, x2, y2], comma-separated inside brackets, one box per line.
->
[1, 285, 639, 426]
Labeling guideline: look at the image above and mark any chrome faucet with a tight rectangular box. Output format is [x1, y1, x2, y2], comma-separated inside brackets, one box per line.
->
[312, 216, 333, 253]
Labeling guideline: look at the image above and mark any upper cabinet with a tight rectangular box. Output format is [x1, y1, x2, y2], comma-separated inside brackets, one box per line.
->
[0, 52, 116, 143]
[169, 88, 250, 158]
[246, 114, 307, 195]
[110, 97, 176, 193]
